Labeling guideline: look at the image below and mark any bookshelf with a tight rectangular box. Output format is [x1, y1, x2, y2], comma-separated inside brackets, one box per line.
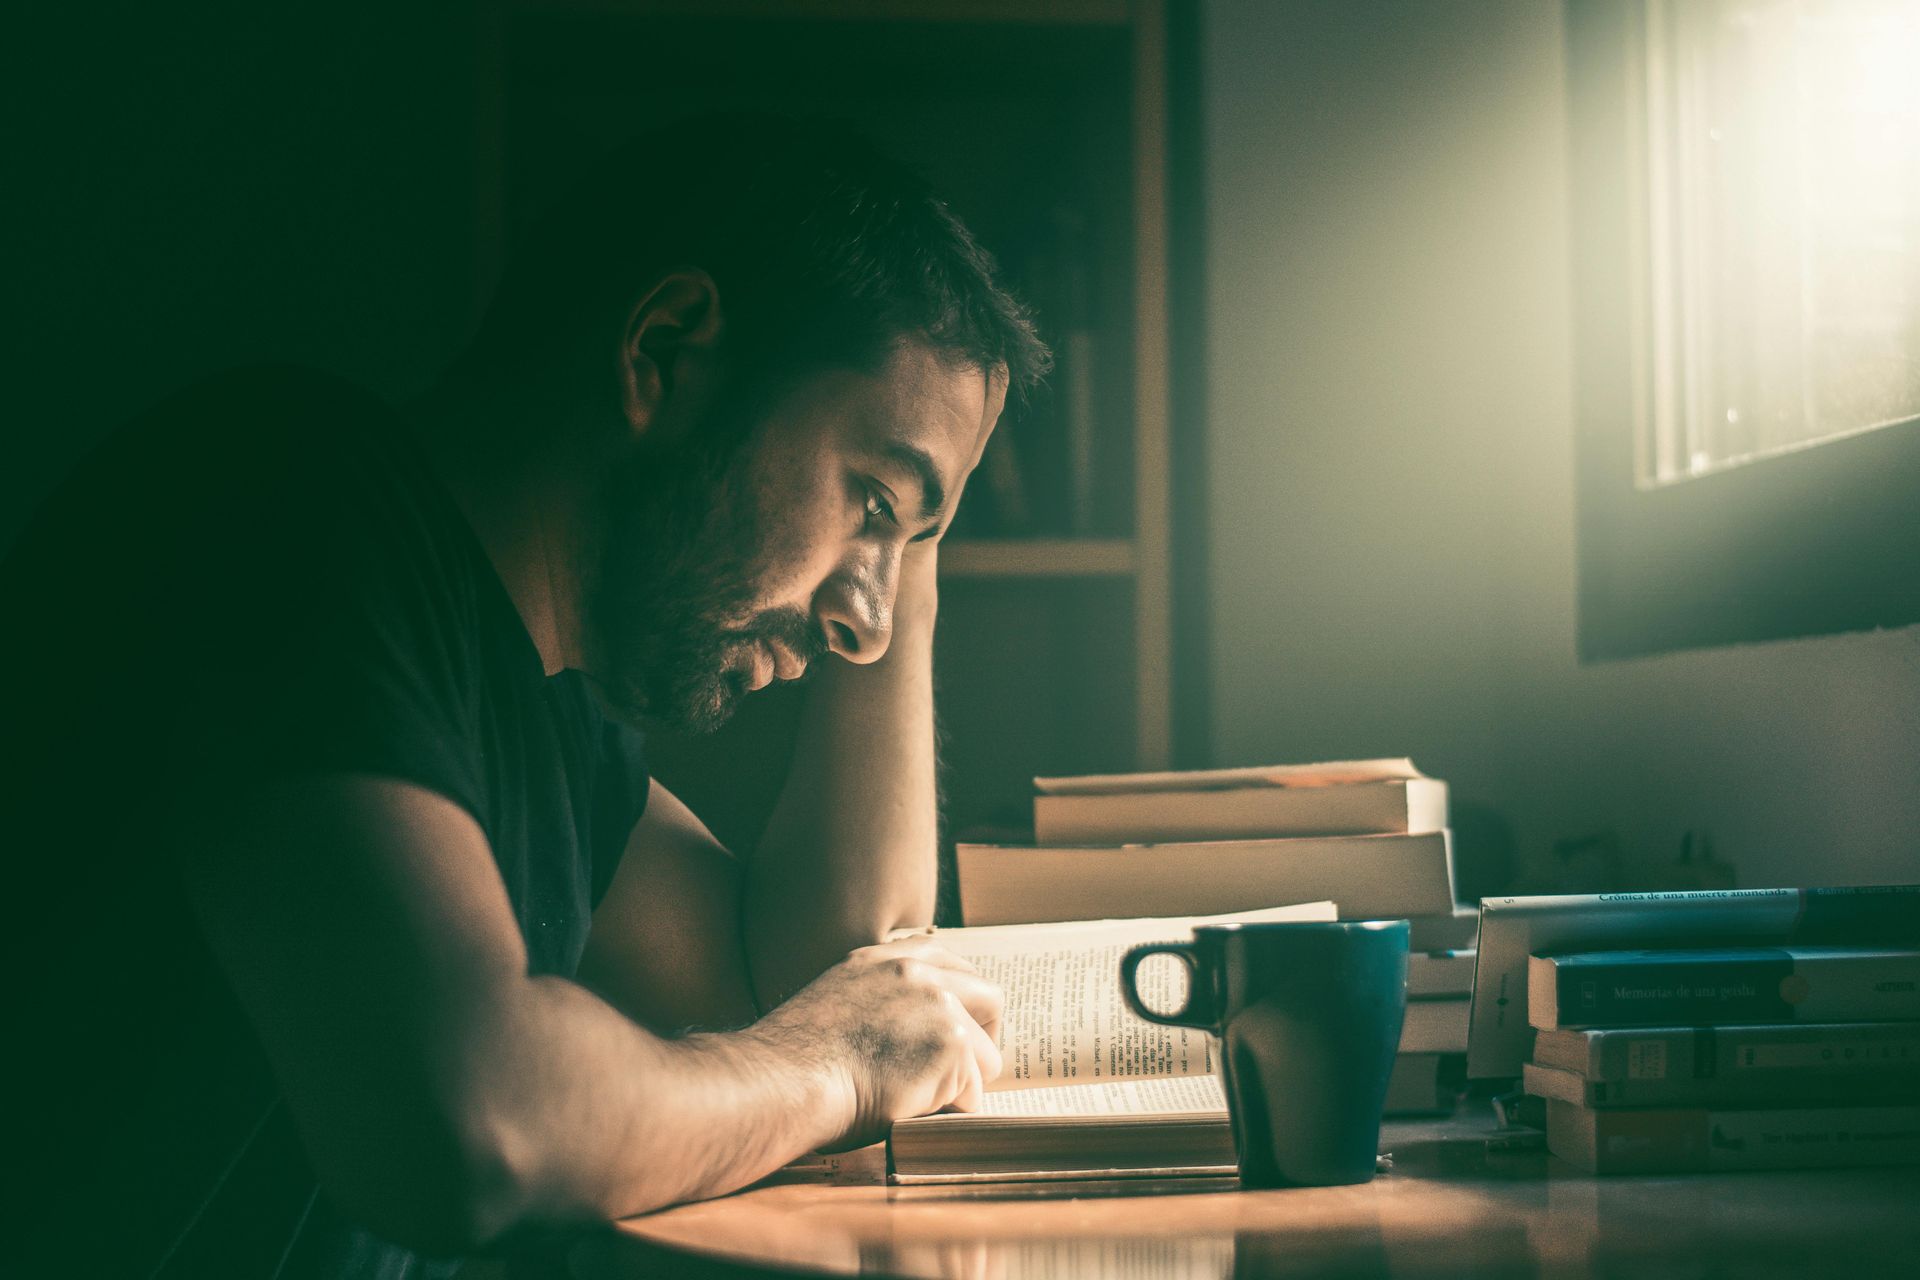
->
[477, 0, 1174, 850]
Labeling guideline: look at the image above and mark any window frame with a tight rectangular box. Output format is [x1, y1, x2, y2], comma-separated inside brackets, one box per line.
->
[1568, 0, 1920, 662]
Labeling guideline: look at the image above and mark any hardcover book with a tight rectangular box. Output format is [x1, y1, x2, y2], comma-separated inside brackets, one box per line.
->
[1032, 758, 1425, 795]
[1545, 1099, 1920, 1174]
[1031, 760, 1446, 846]
[954, 831, 1455, 926]
[1522, 1060, 1920, 1110]
[1531, 1021, 1920, 1081]
[1527, 947, 1920, 1030]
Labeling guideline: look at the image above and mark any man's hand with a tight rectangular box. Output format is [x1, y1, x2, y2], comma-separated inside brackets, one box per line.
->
[755, 938, 1004, 1148]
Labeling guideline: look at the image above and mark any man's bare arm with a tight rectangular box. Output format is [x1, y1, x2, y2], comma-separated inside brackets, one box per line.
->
[577, 781, 758, 1031]
[744, 544, 942, 1007]
[174, 775, 1000, 1252]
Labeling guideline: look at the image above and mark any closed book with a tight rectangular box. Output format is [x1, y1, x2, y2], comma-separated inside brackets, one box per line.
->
[1033, 779, 1448, 846]
[1468, 884, 1920, 1078]
[1034, 758, 1424, 796]
[1408, 950, 1476, 1000]
[1545, 1099, 1920, 1174]
[1531, 1021, 1920, 1082]
[955, 831, 1455, 926]
[1523, 1060, 1920, 1110]
[1399, 998, 1469, 1055]
[1528, 947, 1920, 1029]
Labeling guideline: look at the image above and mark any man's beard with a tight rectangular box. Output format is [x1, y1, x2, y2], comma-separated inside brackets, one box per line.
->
[586, 415, 828, 734]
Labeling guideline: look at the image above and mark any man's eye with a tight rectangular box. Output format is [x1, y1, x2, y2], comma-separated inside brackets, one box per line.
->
[862, 487, 897, 531]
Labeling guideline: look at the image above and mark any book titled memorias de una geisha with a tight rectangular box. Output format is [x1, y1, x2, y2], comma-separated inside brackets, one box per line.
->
[1527, 946, 1920, 1030]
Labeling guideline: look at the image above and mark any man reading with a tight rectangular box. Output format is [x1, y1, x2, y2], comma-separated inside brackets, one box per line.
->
[6, 118, 1048, 1277]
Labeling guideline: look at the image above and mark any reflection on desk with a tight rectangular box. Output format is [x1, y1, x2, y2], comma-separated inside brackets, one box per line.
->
[575, 1108, 1920, 1279]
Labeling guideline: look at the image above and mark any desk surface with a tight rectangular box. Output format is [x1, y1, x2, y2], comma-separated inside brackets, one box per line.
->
[576, 1109, 1920, 1280]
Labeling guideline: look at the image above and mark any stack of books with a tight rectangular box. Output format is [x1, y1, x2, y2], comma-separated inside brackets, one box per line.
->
[1522, 943, 1920, 1172]
[955, 758, 1471, 1115]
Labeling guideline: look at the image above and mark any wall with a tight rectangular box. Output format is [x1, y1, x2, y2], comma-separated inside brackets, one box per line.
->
[1200, 0, 1920, 891]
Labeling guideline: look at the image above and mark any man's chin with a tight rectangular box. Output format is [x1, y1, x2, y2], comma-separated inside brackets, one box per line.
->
[590, 669, 745, 736]
[649, 669, 751, 736]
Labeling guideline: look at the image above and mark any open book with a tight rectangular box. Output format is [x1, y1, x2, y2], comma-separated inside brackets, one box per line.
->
[887, 901, 1335, 1183]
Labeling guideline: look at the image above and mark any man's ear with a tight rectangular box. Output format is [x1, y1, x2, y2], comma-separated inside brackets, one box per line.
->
[617, 268, 724, 440]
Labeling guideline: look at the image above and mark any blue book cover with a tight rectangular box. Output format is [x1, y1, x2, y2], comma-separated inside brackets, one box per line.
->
[1529, 946, 1920, 1029]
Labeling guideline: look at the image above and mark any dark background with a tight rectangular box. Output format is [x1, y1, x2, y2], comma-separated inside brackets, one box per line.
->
[11, 1, 1919, 895]
[8, 4, 483, 546]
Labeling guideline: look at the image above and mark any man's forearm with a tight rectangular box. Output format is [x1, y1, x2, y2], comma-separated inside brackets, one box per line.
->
[439, 975, 846, 1243]
[744, 551, 941, 1006]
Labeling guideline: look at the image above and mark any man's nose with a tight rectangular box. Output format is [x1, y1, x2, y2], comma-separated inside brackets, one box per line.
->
[818, 565, 894, 665]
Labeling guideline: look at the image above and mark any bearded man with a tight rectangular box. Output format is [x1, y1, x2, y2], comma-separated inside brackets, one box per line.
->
[5, 118, 1048, 1278]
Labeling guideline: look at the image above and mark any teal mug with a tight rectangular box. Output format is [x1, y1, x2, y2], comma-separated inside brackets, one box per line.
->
[1120, 919, 1409, 1187]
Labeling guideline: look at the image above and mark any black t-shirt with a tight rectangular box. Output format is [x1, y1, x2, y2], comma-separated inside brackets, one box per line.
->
[4, 367, 649, 1278]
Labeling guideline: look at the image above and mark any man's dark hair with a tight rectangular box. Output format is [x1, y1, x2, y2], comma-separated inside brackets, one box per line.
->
[473, 114, 1051, 413]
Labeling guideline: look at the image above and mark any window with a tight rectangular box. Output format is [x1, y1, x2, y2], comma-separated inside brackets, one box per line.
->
[1569, 0, 1920, 660]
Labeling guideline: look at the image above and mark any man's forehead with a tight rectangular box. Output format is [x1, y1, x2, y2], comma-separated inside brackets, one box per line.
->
[847, 344, 998, 473]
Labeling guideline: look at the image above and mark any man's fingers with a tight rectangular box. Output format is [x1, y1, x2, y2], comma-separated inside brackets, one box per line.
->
[930, 968, 1004, 1045]
[961, 1008, 1003, 1089]
[879, 938, 980, 976]
[947, 1015, 991, 1113]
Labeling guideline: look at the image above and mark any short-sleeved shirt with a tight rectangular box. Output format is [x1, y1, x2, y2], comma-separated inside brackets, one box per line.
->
[3, 367, 649, 1278]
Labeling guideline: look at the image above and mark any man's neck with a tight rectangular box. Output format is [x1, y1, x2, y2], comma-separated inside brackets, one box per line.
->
[409, 375, 596, 678]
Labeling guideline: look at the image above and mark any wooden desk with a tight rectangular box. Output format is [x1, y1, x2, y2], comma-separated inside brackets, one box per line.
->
[572, 1109, 1920, 1279]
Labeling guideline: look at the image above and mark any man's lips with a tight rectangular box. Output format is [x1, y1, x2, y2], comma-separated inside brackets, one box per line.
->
[740, 639, 807, 692]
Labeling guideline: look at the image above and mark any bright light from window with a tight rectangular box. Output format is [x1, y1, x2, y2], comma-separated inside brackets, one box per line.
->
[1637, 0, 1920, 487]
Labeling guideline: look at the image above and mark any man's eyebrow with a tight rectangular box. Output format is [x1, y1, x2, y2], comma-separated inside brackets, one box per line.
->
[880, 441, 947, 525]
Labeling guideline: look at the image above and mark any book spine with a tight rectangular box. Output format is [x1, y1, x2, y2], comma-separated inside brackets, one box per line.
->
[1552, 1100, 1920, 1174]
[1533, 951, 1920, 1029]
[955, 834, 1454, 927]
[1524, 1060, 1920, 1109]
[1588, 1023, 1920, 1082]
[1031, 782, 1419, 846]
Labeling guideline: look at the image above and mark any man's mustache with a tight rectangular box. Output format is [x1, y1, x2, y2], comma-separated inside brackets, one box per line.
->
[732, 608, 830, 670]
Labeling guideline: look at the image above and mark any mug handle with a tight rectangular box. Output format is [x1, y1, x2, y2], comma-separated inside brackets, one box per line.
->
[1119, 942, 1218, 1030]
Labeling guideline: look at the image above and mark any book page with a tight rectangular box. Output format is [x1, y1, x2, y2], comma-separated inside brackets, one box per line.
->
[936, 902, 1334, 1092]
